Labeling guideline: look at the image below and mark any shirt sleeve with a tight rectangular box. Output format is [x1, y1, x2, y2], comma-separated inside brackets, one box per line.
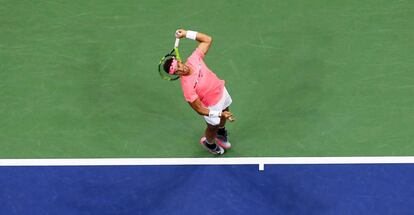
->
[181, 77, 199, 103]
[183, 87, 198, 103]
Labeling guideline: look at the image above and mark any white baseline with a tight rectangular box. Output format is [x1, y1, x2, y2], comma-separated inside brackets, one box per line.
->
[1, 157, 414, 171]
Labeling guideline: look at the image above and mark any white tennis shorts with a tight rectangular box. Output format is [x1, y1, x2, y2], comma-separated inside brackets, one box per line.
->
[204, 87, 232, 126]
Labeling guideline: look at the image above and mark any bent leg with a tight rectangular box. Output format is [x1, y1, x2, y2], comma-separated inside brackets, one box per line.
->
[205, 123, 219, 143]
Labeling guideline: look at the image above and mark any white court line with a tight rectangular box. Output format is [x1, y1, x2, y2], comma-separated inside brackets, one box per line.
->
[1, 157, 414, 171]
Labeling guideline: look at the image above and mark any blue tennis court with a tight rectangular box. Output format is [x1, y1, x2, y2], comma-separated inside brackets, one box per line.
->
[1, 164, 413, 214]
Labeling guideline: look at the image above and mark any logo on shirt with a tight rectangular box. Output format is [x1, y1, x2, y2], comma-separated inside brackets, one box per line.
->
[193, 62, 202, 88]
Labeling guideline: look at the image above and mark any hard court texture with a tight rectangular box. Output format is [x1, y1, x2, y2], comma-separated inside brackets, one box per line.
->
[0, 0, 413, 158]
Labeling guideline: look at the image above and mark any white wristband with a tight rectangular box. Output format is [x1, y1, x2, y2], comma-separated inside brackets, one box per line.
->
[208, 110, 221, 117]
[186, 30, 198, 40]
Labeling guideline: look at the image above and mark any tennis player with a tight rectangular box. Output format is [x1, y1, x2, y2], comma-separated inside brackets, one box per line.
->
[165, 29, 234, 155]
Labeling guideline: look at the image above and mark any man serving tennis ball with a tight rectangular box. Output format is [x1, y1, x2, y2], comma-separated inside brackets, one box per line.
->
[166, 29, 234, 155]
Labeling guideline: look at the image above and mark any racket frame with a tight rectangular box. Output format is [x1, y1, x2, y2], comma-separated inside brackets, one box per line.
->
[158, 38, 181, 81]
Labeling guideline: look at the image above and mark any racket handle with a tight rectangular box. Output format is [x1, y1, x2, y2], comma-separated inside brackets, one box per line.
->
[174, 38, 180, 48]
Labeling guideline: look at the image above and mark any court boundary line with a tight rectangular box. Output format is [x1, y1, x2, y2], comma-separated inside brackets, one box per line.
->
[1, 157, 414, 171]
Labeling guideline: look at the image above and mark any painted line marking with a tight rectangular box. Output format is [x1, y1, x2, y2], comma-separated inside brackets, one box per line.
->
[1, 156, 414, 171]
[259, 163, 265, 171]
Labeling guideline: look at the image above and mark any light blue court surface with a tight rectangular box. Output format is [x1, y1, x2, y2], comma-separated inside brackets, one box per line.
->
[0, 164, 413, 214]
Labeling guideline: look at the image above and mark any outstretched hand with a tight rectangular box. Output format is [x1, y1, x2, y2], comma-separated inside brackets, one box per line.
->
[222, 111, 235, 122]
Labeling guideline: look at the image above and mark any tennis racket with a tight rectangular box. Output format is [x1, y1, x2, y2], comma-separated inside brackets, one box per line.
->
[158, 38, 182, 81]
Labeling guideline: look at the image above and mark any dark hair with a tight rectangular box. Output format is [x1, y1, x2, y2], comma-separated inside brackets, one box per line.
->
[163, 57, 174, 74]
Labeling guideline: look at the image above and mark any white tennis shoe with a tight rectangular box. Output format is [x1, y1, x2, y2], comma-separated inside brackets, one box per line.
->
[200, 137, 225, 155]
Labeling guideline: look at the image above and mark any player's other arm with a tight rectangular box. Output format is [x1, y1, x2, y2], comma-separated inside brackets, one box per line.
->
[188, 99, 233, 120]
[188, 99, 209, 116]
[175, 29, 212, 55]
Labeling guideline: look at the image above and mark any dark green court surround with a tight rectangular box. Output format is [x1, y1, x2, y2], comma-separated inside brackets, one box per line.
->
[1, 0, 413, 158]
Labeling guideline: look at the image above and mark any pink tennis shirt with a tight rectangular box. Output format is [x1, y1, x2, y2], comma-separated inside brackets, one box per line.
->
[181, 48, 224, 107]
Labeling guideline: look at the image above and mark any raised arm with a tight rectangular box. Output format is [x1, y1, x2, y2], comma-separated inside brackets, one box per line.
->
[175, 29, 212, 55]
